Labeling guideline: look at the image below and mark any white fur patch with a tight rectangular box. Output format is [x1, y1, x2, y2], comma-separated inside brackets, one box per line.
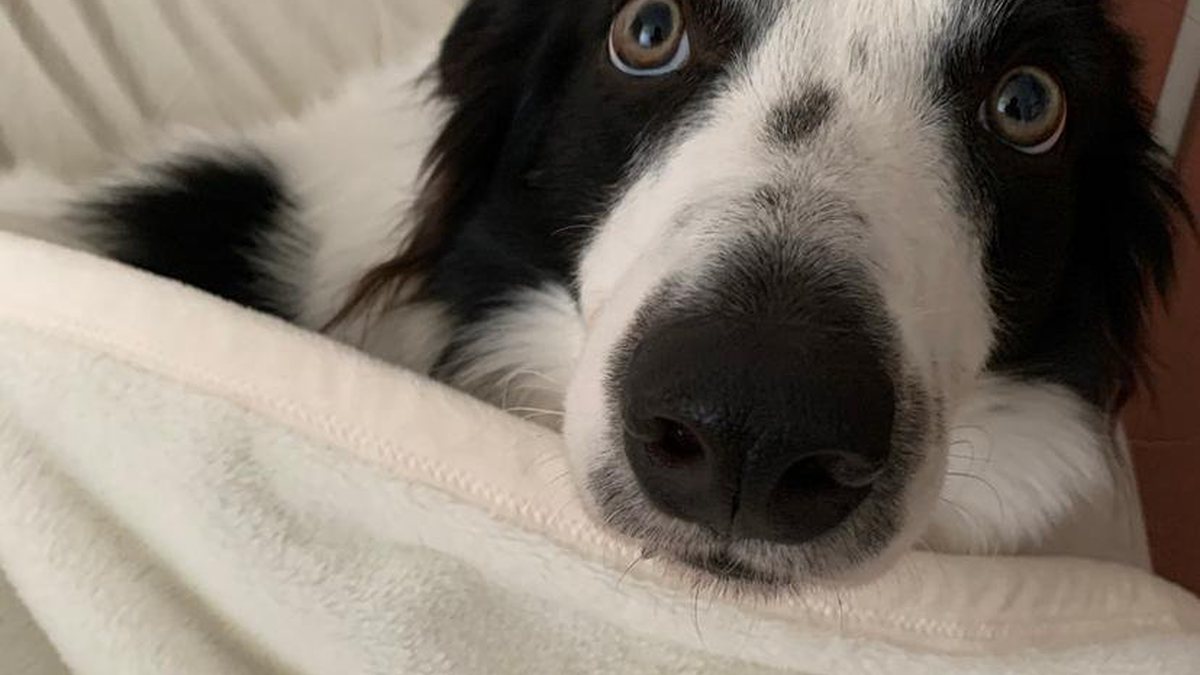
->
[0, 169, 94, 252]
[925, 376, 1138, 560]
[446, 284, 586, 429]
[251, 56, 447, 331]
[252, 55, 456, 369]
[331, 301, 456, 376]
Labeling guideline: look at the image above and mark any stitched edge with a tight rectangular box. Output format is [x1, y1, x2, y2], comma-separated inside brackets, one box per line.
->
[0, 305, 1195, 649]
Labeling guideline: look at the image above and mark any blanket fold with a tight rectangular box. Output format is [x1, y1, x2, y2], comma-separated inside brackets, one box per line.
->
[1, 233, 1198, 675]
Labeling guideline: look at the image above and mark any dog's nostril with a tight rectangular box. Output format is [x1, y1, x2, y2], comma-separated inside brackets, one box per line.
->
[773, 451, 882, 500]
[645, 418, 706, 468]
[809, 450, 886, 489]
[777, 456, 840, 494]
[751, 450, 881, 543]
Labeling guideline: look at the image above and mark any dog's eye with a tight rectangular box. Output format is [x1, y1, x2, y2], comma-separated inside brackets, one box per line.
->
[984, 67, 1067, 154]
[609, 0, 690, 76]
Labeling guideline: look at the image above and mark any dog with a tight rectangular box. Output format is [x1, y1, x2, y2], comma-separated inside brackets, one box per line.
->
[2, 0, 1192, 590]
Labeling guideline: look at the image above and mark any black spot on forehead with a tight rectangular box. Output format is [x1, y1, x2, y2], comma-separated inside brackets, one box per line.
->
[764, 87, 836, 147]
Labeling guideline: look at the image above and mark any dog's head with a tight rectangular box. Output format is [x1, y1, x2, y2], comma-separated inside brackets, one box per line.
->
[363, 0, 1190, 588]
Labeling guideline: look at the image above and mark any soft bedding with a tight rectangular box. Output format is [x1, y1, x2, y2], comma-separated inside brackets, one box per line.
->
[1, 233, 1199, 675]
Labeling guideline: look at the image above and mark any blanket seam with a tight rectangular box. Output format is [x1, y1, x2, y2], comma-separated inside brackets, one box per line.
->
[0, 309, 1193, 646]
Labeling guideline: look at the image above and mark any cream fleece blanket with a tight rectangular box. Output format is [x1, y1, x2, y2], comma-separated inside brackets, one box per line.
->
[2, 1, 1200, 673]
[2, 232, 1200, 675]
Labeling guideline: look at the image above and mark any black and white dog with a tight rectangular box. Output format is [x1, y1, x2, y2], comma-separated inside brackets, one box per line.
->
[3, 0, 1192, 588]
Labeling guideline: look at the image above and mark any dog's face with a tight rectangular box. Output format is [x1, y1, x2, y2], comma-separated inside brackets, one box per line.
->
[407, 0, 1185, 588]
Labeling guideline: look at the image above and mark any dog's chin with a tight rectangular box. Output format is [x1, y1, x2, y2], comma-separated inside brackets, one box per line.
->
[564, 371, 945, 593]
[656, 547, 915, 597]
[656, 549, 797, 594]
[616, 516, 918, 597]
[583, 458, 932, 595]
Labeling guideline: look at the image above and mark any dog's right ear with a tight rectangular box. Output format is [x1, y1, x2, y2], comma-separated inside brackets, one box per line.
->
[333, 0, 556, 324]
[430, 0, 554, 189]
[436, 0, 541, 102]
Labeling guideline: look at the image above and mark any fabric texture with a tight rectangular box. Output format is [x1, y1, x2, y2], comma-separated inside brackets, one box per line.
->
[2, 233, 1199, 675]
[1, 2, 1199, 673]
[0, 0, 460, 175]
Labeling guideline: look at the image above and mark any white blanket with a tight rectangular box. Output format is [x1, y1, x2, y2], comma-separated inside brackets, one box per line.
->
[2, 235, 1200, 675]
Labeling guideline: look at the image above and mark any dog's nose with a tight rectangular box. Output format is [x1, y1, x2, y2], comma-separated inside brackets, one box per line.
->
[621, 316, 895, 544]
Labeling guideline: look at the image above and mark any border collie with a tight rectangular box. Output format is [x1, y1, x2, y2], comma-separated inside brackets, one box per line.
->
[2, 0, 1192, 589]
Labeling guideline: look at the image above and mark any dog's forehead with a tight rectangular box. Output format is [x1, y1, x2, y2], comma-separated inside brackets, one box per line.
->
[740, 0, 997, 73]
[734, 0, 1001, 33]
[739, 0, 953, 25]
[701, 0, 1035, 128]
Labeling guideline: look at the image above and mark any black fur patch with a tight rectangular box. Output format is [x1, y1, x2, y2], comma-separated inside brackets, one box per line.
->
[419, 0, 759, 375]
[765, 88, 836, 146]
[936, 0, 1192, 407]
[79, 152, 305, 319]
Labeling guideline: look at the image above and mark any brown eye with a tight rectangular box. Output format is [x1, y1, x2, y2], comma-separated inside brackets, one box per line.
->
[984, 66, 1067, 154]
[609, 0, 690, 76]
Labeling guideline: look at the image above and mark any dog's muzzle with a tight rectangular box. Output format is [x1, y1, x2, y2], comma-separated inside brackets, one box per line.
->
[615, 254, 899, 545]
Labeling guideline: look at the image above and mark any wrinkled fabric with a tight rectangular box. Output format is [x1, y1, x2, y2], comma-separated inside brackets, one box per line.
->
[0, 233, 1198, 675]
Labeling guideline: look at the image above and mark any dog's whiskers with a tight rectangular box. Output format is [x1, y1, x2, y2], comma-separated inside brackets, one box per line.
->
[505, 405, 566, 421]
[616, 550, 652, 591]
[937, 498, 985, 551]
